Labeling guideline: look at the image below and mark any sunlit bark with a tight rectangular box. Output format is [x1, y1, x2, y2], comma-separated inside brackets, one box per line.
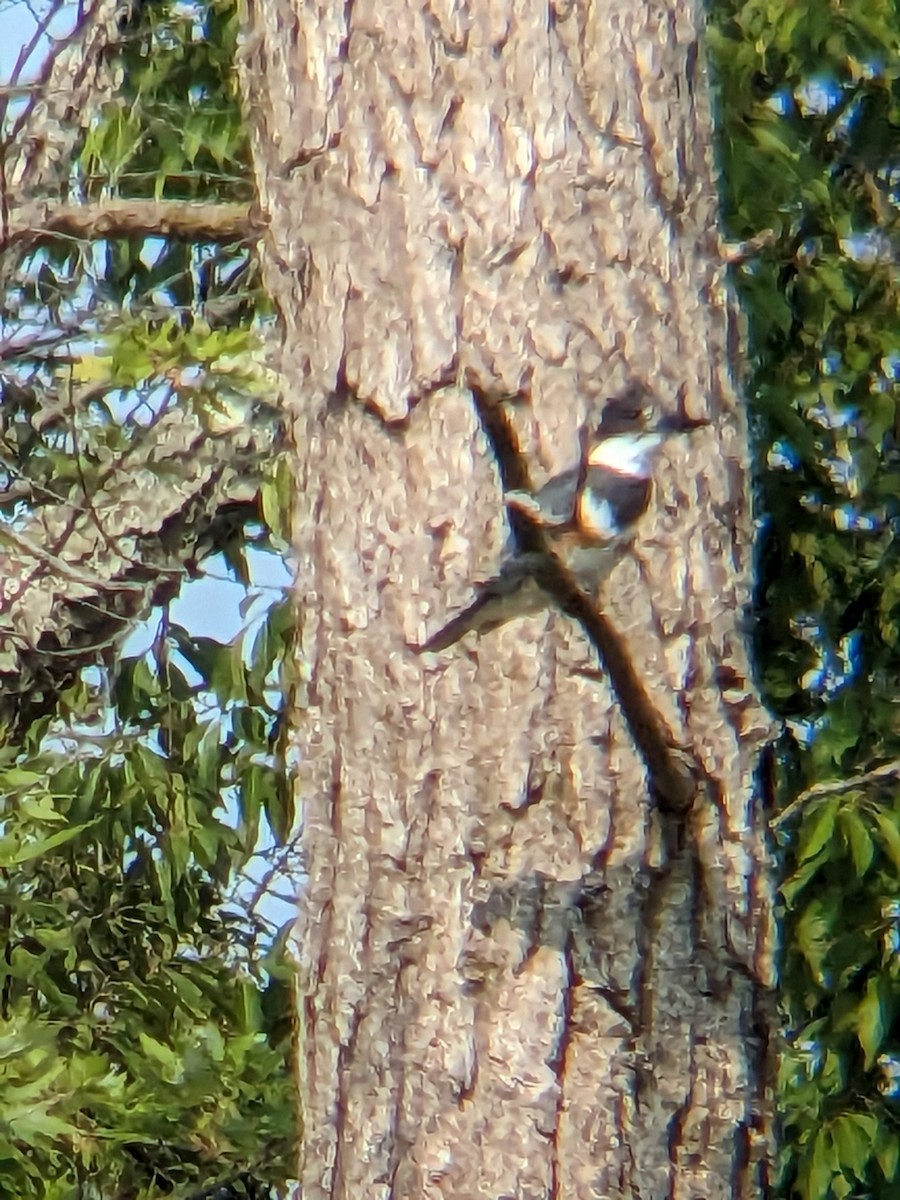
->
[240, 2, 775, 1196]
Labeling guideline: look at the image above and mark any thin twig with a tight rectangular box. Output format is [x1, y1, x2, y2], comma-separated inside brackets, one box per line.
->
[0, 522, 147, 591]
[772, 757, 900, 828]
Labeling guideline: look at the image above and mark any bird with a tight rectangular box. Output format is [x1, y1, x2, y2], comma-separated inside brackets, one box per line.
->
[504, 381, 707, 586]
[415, 382, 706, 653]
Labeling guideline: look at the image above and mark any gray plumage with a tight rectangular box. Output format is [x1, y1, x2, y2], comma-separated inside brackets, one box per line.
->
[415, 381, 706, 653]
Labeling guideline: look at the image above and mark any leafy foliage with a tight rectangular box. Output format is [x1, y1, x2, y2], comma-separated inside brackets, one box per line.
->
[710, 2, 900, 1196]
[0, 586, 298, 1197]
[82, 0, 251, 201]
[0, 0, 299, 1196]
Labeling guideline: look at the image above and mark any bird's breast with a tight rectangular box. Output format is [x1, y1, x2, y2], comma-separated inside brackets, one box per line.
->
[576, 487, 624, 541]
[577, 472, 652, 541]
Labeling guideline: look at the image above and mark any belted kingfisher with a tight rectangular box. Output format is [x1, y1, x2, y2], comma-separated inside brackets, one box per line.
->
[505, 382, 706, 585]
[416, 383, 706, 652]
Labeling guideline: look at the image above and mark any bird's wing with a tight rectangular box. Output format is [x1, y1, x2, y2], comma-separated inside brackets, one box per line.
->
[505, 468, 580, 528]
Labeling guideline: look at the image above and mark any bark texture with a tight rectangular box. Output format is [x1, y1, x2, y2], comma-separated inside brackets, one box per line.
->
[240, 2, 775, 1197]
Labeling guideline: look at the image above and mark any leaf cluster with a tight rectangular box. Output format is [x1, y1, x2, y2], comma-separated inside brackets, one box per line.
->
[710, 1, 900, 1196]
[0, 1, 299, 1196]
[81, 0, 251, 201]
[0, 578, 298, 1197]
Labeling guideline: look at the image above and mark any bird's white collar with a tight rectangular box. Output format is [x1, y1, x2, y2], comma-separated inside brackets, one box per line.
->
[587, 432, 663, 476]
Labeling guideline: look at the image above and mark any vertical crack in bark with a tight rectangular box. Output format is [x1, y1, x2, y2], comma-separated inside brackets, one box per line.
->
[386, 958, 410, 1200]
[665, 846, 706, 1199]
[665, 1023, 698, 1200]
[631, 837, 674, 1045]
[549, 925, 577, 1200]
[332, 997, 364, 1200]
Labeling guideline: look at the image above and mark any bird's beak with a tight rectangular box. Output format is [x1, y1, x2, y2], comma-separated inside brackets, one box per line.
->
[653, 412, 710, 436]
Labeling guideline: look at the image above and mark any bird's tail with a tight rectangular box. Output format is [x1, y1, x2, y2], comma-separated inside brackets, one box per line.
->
[413, 553, 551, 653]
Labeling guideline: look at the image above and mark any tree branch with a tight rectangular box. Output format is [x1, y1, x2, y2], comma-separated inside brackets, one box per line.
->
[772, 757, 900, 828]
[1, 198, 262, 250]
[471, 388, 699, 816]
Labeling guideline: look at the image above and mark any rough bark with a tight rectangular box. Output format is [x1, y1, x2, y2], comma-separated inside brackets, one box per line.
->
[239, 1, 775, 1197]
[0, 198, 258, 251]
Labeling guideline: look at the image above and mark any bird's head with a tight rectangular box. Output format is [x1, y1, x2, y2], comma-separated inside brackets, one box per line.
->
[586, 383, 708, 477]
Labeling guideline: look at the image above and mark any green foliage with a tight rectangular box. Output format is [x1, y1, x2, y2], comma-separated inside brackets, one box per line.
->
[0, 587, 297, 1197]
[710, 1, 900, 1196]
[81, 0, 251, 201]
[0, 0, 299, 1195]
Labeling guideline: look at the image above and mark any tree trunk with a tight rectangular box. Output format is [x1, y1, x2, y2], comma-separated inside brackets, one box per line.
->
[239, 2, 775, 1196]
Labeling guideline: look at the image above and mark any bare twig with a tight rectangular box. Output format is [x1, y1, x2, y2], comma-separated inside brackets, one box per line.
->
[0, 522, 147, 591]
[0, 0, 66, 135]
[720, 229, 778, 264]
[771, 757, 900, 828]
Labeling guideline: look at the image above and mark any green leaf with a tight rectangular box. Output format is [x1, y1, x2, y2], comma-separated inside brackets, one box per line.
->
[172, 633, 227, 686]
[167, 782, 191, 880]
[1, 767, 45, 789]
[260, 475, 283, 538]
[831, 1173, 851, 1200]
[211, 639, 248, 706]
[857, 975, 887, 1068]
[874, 810, 900, 868]
[839, 809, 874, 877]
[265, 773, 294, 845]
[750, 119, 799, 165]
[18, 795, 66, 823]
[797, 795, 841, 865]
[796, 895, 837, 981]
[7, 1104, 76, 1144]
[780, 847, 829, 906]
[804, 1127, 838, 1200]
[168, 971, 207, 1019]
[875, 1130, 900, 1181]
[138, 1031, 181, 1078]
[831, 1112, 876, 1180]
[1, 820, 101, 865]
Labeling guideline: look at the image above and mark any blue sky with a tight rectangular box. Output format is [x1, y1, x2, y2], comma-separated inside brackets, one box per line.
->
[1, 0, 300, 936]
